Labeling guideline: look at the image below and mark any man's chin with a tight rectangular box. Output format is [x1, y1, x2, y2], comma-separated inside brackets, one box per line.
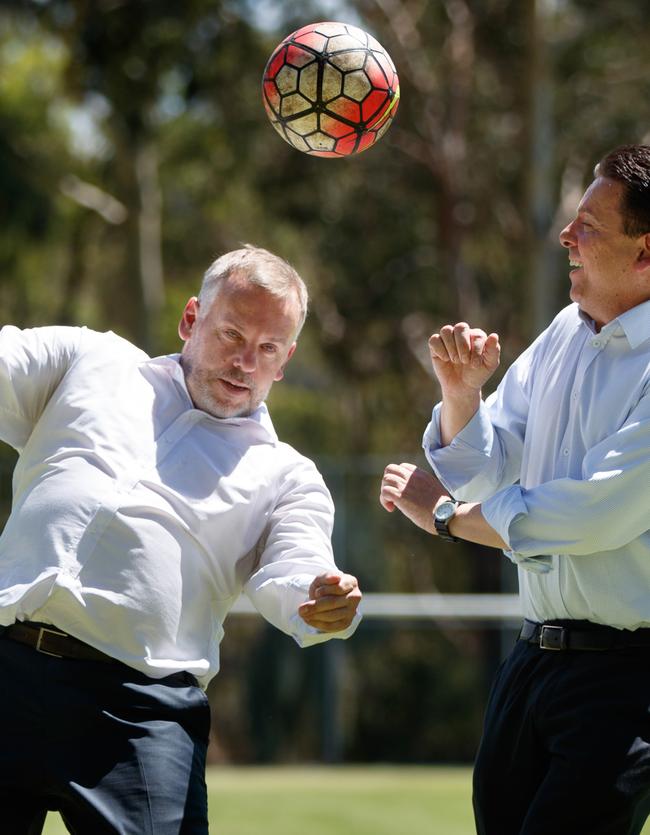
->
[193, 392, 257, 419]
[202, 401, 250, 419]
[186, 375, 265, 418]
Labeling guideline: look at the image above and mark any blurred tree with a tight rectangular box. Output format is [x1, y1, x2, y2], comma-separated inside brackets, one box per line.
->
[0, 16, 71, 323]
[21, 0, 214, 350]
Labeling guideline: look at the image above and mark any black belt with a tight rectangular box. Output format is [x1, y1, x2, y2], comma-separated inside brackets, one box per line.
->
[1, 622, 117, 663]
[518, 619, 650, 651]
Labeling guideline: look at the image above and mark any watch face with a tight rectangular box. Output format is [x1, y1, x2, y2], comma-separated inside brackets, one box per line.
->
[436, 501, 456, 522]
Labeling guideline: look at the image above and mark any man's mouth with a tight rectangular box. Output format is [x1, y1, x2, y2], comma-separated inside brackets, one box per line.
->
[219, 378, 250, 394]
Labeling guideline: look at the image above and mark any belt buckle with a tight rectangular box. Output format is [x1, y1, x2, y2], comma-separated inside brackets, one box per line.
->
[35, 626, 67, 658]
[539, 625, 567, 650]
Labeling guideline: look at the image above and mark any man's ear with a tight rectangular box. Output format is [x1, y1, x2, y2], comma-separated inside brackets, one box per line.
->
[274, 342, 297, 382]
[178, 297, 200, 341]
[634, 234, 650, 272]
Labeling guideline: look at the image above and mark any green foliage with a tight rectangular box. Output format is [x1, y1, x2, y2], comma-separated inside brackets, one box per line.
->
[0, 19, 72, 323]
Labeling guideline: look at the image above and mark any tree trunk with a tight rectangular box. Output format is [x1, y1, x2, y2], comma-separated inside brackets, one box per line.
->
[102, 130, 165, 354]
[522, 0, 557, 341]
[135, 140, 165, 353]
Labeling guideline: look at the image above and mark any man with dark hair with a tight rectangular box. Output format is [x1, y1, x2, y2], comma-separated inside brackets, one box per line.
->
[380, 144, 650, 834]
[0, 245, 361, 833]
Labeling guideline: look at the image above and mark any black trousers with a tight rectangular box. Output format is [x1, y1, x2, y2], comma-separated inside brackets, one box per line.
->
[0, 634, 210, 834]
[473, 635, 650, 835]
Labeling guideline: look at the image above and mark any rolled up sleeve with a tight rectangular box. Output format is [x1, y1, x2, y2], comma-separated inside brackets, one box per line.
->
[243, 460, 361, 646]
[423, 397, 526, 502]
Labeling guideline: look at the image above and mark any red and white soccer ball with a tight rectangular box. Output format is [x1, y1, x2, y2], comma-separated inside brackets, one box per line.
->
[262, 21, 400, 158]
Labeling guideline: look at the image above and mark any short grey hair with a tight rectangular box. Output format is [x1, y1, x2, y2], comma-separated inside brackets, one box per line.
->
[197, 245, 309, 336]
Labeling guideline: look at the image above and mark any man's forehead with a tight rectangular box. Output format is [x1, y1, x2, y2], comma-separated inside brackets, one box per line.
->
[208, 280, 300, 339]
[578, 177, 624, 219]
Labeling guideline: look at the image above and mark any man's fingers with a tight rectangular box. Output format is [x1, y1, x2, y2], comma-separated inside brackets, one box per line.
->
[380, 478, 401, 512]
[428, 332, 446, 361]
[430, 324, 489, 366]
[381, 463, 420, 505]
[308, 573, 360, 601]
[484, 333, 501, 368]
[430, 325, 462, 363]
[300, 598, 353, 618]
[470, 332, 486, 368]
[453, 322, 472, 363]
[438, 324, 462, 362]
[314, 573, 342, 587]
[299, 578, 361, 631]
[384, 462, 416, 474]
[379, 463, 444, 535]
[303, 615, 357, 633]
[300, 595, 361, 616]
[312, 582, 350, 598]
[380, 463, 416, 511]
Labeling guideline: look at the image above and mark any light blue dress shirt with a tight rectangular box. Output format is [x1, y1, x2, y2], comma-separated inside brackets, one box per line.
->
[423, 301, 650, 629]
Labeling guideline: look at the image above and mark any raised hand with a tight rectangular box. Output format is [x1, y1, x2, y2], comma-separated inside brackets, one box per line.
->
[429, 322, 500, 397]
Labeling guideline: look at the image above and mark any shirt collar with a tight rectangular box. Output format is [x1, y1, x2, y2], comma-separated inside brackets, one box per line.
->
[145, 354, 279, 444]
[613, 300, 650, 349]
[578, 300, 650, 349]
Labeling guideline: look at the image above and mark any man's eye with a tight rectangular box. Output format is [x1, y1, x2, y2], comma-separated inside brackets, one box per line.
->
[261, 344, 277, 354]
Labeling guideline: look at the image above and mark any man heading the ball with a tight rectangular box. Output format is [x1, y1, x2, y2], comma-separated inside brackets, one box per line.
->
[0, 245, 361, 833]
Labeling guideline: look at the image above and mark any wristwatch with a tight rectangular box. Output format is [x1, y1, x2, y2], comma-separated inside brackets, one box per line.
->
[434, 499, 461, 543]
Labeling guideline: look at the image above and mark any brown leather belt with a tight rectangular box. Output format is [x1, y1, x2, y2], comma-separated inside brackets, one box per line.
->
[2, 621, 116, 663]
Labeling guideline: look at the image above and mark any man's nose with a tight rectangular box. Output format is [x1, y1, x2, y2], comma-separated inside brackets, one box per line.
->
[559, 219, 576, 249]
[233, 345, 257, 372]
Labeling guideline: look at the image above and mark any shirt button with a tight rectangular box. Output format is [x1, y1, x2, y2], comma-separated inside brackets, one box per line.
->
[562, 449, 569, 456]
[592, 340, 601, 348]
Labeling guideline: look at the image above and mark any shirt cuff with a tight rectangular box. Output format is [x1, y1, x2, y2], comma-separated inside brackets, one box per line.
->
[289, 608, 362, 647]
[481, 487, 553, 574]
[422, 403, 494, 494]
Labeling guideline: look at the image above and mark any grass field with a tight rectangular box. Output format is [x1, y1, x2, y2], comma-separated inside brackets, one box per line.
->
[40, 764, 650, 834]
[42, 765, 474, 834]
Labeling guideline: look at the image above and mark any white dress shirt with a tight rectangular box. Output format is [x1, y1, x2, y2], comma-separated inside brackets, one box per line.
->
[0, 325, 359, 687]
[424, 301, 650, 629]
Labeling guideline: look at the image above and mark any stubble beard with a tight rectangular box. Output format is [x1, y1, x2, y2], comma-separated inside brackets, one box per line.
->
[181, 356, 262, 418]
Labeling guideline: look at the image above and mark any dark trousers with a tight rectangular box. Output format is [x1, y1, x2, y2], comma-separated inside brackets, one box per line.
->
[0, 634, 210, 834]
[473, 637, 650, 835]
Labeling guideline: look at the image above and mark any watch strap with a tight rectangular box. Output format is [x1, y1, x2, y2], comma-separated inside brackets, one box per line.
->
[434, 500, 461, 543]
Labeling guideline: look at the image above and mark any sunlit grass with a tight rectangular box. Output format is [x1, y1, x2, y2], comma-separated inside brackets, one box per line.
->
[42, 764, 650, 834]
[43, 765, 473, 834]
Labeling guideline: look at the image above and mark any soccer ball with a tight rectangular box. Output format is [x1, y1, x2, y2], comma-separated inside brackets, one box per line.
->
[262, 21, 400, 158]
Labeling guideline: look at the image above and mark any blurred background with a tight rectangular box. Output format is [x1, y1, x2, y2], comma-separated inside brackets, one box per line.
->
[1, 0, 648, 766]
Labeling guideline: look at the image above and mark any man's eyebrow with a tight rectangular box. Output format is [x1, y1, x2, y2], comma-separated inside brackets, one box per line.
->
[222, 318, 291, 345]
[267, 334, 293, 343]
